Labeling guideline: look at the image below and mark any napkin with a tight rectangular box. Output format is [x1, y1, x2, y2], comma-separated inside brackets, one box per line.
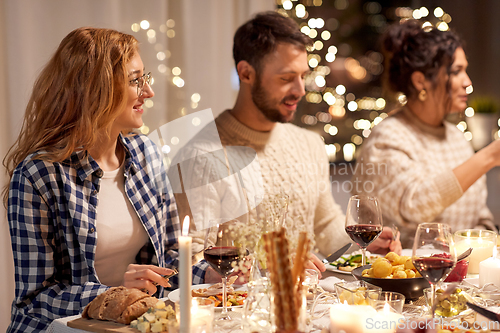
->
[319, 276, 344, 292]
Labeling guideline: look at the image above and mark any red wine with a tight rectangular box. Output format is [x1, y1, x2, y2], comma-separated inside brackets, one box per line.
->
[345, 224, 382, 248]
[413, 257, 454, 284]
[204, 246, 241, 276]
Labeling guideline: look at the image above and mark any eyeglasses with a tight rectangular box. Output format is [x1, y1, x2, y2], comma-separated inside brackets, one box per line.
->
[129, 72, 152, 97]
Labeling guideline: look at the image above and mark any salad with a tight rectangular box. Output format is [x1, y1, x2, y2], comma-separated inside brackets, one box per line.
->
[329, 251, 378, 272]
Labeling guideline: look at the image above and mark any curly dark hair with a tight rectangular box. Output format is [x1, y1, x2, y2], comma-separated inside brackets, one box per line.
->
[381, 19, 465, 98]
[233, 11, 312, 74]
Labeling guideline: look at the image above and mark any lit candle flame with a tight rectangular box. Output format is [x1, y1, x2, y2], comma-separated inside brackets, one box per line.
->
[383, 302, 391, 314]
[182, 216, 190, 236]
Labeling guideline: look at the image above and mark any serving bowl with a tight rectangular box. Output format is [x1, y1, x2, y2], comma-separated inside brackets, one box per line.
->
[352, 265, 430, 301]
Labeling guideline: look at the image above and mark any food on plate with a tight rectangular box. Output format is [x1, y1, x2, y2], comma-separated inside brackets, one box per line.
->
[329, 251, 378, 272]
[361, 252, 421, 279]
[130, 300, 175, 333]
[82, 286, 159, 324]
[191, 276, 247, 307]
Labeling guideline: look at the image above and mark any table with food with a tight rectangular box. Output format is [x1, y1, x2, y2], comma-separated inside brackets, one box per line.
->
[47, 201, 500, 333]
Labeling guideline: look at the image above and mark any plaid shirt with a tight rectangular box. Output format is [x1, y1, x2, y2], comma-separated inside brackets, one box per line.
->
[7, 133, 208, 332]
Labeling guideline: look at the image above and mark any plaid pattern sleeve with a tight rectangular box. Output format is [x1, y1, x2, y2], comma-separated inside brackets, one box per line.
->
[7, 134, 183, 332]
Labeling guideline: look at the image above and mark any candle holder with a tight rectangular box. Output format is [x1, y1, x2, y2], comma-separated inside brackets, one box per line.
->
[454, 229, 496, 275]
[175, 297, 215, 333]
[368, 291, 405, 314]
[334, 280, 381, 306]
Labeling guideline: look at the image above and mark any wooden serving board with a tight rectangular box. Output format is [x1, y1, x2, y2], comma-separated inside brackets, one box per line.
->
[67, 317, 140, 332]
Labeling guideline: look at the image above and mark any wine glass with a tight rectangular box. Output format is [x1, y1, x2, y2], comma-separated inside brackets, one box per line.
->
[345, 195, 383, 266]
[412, 223, 456, 318]
[204, 218, 247, 321]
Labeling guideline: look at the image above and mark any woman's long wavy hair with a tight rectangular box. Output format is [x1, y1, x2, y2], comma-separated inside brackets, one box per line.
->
[3, 27, 139, 204]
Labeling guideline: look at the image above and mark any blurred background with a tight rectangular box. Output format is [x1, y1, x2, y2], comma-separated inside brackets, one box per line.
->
[1, 0, 499, 329]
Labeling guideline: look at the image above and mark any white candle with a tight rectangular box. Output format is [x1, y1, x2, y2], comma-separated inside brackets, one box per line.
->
[330, 303, 403, 333]
[330, 304, 373, 333]
[455, 230, 496, 275]
[179, 216, 192, 333]
[479, 257, 500, 288]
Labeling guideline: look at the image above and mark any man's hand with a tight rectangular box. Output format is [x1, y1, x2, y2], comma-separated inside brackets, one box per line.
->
[366, 226, 402, 255]
[304, 252, 326, 279]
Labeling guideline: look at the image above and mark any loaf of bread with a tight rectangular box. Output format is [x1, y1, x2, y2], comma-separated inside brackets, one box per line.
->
[82, 286, 159, 324]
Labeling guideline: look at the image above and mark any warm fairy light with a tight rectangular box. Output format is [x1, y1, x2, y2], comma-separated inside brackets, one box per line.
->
[325, 53, 336, 62]
[328, 45, 338, 54]
[173, 77, 185, 87]
[301, 25, 311, 35]
[464, 131, 473, 141]
[465, 107, 475, 117]
[167, 30, 175, 38]
[321, 31, 331, 40]
[157, 52, 166, 61]
[131, 23, 140, 32]
[172, 67, 181, 75]
[171, 137, 180, 145]
[352, 134, 363, 145]
[162, 145, 171, 154]
[343, 143, 355, 162]
[456, 121, 467, 132]
[466, 85, 474, 94]
[329, 105, 346, 118]
[323, 92, 336, 105]
[158, 64, 167, 73]
[422, 21, 433, 29]
[191, 93, 201, 103]
[412, 9, 423, 19]
[362, 129, 371, 138]
[335, 85, 346, 95]
[329, 126, 338, 136]
[308, 29, 318, 38]
[282, 0, 293, 10]
[145, 100, 154, 108]
[147, 29, 156, 38]
[192, 117, 201, 126]
[347, 101, 358, 111]
[166, 19, 175, 28]
[182, 216, 190, 236]
[419, 7, 429, 17]
[309, 58, 319, 68]
[295, 4, 306, 18]
[437, 22, 449, 31]
[434, 7, 444, 18]
[314, 40, 324, 50]
[315, 75, 326, 87]
[140, 20, 150, 30]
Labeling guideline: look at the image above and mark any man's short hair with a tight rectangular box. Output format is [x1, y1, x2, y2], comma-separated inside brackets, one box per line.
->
[233, 11, 312, 73]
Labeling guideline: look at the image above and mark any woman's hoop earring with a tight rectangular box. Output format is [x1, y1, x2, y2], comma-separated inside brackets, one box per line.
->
[418, 89, 427, 102]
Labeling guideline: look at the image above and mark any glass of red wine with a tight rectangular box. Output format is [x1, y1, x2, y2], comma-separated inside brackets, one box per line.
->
[412, 223, 456, 318]
[204, 218, 246, 321]
[345, 195, 383, 266]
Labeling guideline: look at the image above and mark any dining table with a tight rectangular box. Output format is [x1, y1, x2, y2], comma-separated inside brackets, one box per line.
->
[47, 267, 350, 333]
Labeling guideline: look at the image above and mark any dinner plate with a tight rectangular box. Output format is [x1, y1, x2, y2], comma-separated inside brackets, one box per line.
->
[324, 251, 380, 275]
[167, 283, 247, 310]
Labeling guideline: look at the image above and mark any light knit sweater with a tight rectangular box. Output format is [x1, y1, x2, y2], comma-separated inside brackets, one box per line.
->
[172, 110, 350, 256]
[352, 107, 494, 248]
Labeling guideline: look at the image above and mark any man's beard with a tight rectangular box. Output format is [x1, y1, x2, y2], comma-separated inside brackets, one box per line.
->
[251, 75, 299, 124]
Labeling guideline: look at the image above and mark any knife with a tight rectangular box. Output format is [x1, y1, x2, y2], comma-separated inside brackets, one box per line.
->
[467, 302, 500, 322]
[322, 243, 352, 264]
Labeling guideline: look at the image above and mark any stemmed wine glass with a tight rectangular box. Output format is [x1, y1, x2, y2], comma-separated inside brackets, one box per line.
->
[204, 218, 247, 322]
[345, 195, 383, 266]
[412, 223, 456, 318]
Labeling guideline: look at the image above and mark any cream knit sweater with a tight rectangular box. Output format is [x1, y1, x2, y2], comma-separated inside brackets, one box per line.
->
[172, 110, 350, 256]
[352, 107, 494, 248]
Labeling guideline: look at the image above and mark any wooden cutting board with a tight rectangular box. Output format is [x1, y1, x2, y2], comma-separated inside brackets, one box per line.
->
[67, 317, 140, 332]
